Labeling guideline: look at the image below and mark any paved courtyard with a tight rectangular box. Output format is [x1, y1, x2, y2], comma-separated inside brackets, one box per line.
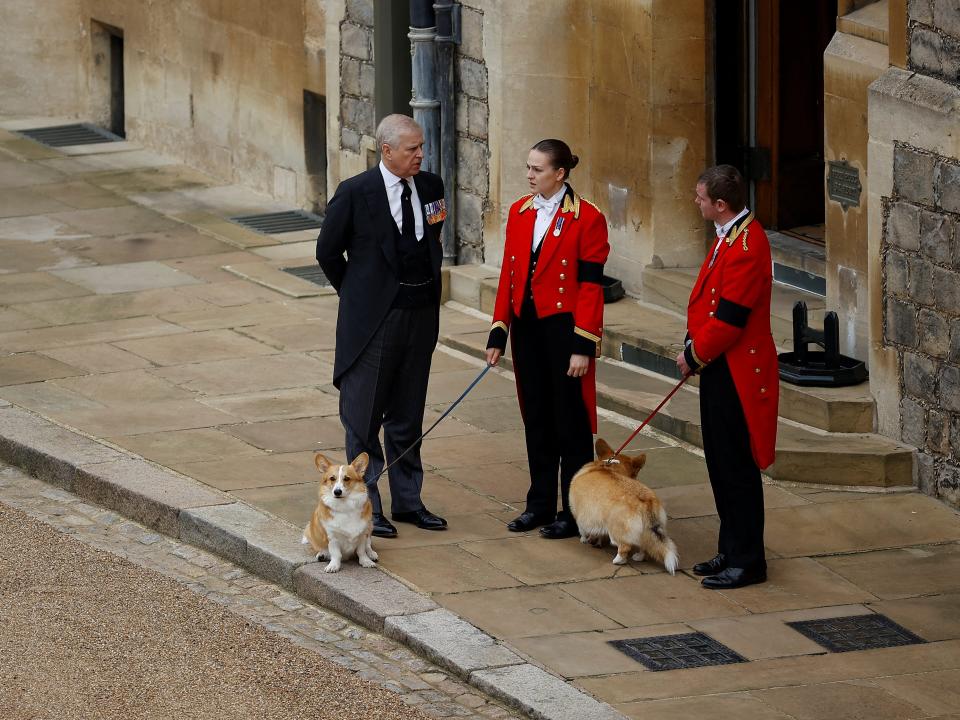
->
[1, 123, 960, 719]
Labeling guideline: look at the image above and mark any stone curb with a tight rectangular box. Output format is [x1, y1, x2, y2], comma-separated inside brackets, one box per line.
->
[0, 404, 627, 720]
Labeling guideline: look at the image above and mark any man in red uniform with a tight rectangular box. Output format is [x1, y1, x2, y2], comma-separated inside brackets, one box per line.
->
[676, 165, 779, 589]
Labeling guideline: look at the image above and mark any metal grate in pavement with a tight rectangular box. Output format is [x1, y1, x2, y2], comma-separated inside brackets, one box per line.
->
[281, 264, 331, 287]
[17, 123, 124, 147]
[787, 614, 925, 653]
[230, 210, 323, 235]
[609, 632, 746, 672]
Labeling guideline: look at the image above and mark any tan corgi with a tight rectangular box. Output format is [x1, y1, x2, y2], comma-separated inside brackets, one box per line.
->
[301, 452, 377, 573]
[569, 439, 679, 574]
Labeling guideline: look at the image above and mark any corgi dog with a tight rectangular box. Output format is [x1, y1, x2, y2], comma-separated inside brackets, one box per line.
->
[569, 439, 679, 575]
[301, 452, 378, 573]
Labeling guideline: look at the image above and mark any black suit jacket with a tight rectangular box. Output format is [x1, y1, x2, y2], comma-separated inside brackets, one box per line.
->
[316, 167, 445, 387]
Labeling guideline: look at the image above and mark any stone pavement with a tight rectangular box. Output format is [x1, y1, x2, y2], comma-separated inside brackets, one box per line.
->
[2, 120, 960, 719]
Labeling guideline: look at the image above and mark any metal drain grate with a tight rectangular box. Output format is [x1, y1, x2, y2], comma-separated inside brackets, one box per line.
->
[17, 123, 124, 147]
[787, 614, 925, 653]
[609, 632, 746, 672]
[230, 210, 323, 235]
[281, 264, 331, 287]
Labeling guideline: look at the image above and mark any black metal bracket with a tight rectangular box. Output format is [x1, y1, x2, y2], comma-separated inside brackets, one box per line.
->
[778, 301, 867, 387]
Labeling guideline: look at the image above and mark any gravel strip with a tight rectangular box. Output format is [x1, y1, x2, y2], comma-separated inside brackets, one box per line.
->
[0, 463, 519, 720]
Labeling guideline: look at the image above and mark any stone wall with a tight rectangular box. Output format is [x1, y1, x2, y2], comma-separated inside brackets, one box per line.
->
[908, 0, 960, 84]
[883, 143, 960, 505]
[872, 1, 960, 507]
[0, 0, 81, 118]
[338, 0, 375, 155]
[455, 2, 490, 264]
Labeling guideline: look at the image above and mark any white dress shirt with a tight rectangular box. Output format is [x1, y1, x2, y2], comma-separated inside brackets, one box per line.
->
[379, 161, 424, 241]
[532, 184, 568, 251]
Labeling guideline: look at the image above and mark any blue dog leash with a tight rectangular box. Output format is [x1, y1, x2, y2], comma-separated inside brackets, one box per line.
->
[373, 362, 492, 480]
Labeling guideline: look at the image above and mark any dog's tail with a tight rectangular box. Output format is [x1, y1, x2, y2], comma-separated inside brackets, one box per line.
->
[647, 506, 679, 575]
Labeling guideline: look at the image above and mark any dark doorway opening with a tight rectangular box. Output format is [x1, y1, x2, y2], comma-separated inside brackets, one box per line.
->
[91, 20, 125, 138]
[109, 31, 125, 138]
[303, 90, 327, 214]
[714, 0, 836, 239]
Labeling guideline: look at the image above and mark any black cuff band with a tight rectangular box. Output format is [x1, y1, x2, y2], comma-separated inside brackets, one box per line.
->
[572, 333, 597, 356]
[577, 260, 604, 284]
[716, 297, 751, 328]
[683, 344, 701, 372]
[487, 327, 508, 351]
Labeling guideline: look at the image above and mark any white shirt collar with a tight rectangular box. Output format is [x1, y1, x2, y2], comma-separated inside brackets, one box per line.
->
[379, 161, 407, 188]
[535, 184, 567, 210]
[715, 207, 750, 238]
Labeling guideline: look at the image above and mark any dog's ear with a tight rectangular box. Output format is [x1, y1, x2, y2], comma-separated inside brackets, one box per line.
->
[350, 452, 369, 476]
[314, 453, 333, 474]
[630, 452, 647, 474]
[595, 438, 614, 460]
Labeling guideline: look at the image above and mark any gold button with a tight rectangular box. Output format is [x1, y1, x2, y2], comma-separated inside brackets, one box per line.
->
[708, 311, 714, 317]
[710, 300, 716, 306]
[510, 255, 515, 262]
[760, 387, 766, 393]
[749, 348, 756, 354]
[561, 259, 568, 266]
[711, 288, 716, 294]
[755, 367, 760, 374]
[559, 287, 565, 294]
[559, 273, 566, 280]
[556, 301, 562, 309]
[510, 284, 514, 290]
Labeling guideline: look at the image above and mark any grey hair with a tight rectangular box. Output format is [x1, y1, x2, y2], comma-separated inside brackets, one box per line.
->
[375, 114, 423, 151]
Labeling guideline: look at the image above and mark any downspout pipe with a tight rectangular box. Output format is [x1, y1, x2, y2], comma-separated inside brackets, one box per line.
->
[409, 1, 440, 174]
[434, 0, 458, 265]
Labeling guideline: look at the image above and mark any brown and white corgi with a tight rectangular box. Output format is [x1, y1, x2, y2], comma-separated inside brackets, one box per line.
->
[569, 439, 679, 574]
[301, 452, 377, 573]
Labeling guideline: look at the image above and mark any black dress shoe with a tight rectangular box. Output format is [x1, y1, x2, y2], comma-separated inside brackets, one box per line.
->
[539, 517, 579, 539]
[701, 566, 767, 590]
[692, 553, 727, 577]
[392, 507, 447, 531]
[372, 513, 397, 538]
[507, 512, 554, 532]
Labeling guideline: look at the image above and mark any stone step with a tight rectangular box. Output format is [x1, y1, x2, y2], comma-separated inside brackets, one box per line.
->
[446, 265, 876, 434]
[640, 266, 828, 345]
[439, 317, 914, 489]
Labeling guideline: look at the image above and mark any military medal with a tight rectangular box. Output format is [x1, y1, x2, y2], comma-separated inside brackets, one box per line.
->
[553, 216, 564, 237]
[423, 198, 447, 225]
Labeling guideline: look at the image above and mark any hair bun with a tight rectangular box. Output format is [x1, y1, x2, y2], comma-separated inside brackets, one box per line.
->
[570, 154, 580, 169]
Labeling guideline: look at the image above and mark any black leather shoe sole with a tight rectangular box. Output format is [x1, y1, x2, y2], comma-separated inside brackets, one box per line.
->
[539, 521, 579, 540]
[692, 554, 727, 577]
[701, 569, 766, 590]
[507, 514, 554, 532]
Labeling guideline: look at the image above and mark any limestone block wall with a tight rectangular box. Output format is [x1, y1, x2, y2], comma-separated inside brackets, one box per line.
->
[869, 2, 960, 507]
[478, 0, 709, 288]
[0, 0, 82, 117]
[338, 0, 375, 156]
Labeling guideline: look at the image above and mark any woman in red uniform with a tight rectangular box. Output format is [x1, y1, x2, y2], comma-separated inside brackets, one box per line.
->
[485, 139, 610, 539]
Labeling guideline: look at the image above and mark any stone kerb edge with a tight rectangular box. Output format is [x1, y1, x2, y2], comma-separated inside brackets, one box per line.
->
[0, 406, 626, 719]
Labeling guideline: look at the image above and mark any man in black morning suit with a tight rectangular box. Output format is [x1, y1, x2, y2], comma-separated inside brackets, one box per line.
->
[316, 114, 447, 538]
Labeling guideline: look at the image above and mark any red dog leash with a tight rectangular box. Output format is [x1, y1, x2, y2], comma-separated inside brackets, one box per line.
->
[613, 373, 691, 456]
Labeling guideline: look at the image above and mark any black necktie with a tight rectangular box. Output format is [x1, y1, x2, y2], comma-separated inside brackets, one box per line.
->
[400, 178, 415, 242]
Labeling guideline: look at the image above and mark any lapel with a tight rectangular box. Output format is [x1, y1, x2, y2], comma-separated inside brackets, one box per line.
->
[689, 211, 754, 304]
[535, 184, 578, 270]
[514, 194, 537, 277]
[361, 167, 399, 274]
[412, 173, 443, 274]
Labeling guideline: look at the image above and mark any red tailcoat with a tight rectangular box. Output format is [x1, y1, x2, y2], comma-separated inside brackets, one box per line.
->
[684, 213, 779, 469]
[489, 189, 609, 432]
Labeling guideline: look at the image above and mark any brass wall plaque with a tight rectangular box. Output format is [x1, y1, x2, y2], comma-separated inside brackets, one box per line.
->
[827, 160, 862, 210]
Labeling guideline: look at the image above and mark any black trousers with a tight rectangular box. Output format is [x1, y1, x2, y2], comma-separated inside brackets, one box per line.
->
[699, 355, 766, 570]
[510, 311, 593, 520]
[338, 305, 438, 515]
